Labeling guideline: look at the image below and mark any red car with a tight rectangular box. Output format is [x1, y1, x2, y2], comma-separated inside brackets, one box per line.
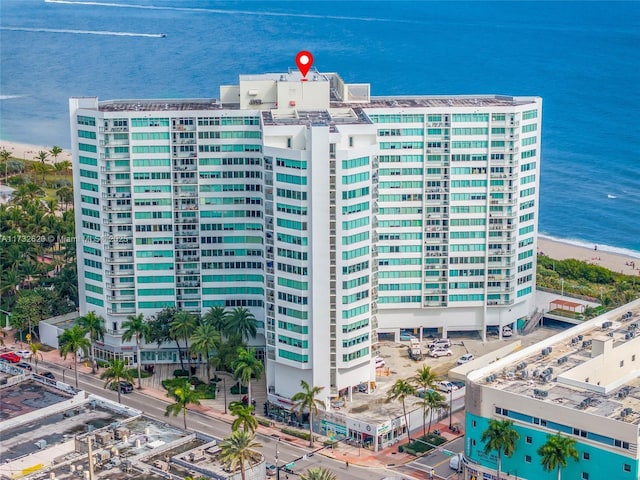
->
[0, 352, 21, 363]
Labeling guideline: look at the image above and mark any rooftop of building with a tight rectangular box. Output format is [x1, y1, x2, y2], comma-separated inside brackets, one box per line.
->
[470, 300, 640, 425]
[94, 70, 537, 116]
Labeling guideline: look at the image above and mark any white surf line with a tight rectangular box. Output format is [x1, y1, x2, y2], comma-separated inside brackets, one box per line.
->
[0, 26, 164, 37]
[44, 0, 402, 23]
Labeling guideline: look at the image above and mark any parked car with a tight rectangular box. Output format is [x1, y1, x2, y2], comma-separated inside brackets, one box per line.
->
[449, 453, 463, 472]
[16, 362, 32, 371]
[428, 338, 451, 349]
[41, 371, 55, 380]
[0, 352, 21, 363]
[436, 381, 459, 393]
[111, 381, 134, 393]
[451, 380, 466, 390]
[374, 357, 385, 368]
[502, 326, 513, 337]
[265, 463, 277, 476]
[16, 350, 32, 359]
[429, 348, 452, 358]
[457, 353, 475, 365]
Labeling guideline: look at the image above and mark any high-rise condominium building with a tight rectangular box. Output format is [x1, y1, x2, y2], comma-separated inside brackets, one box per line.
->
[70, 71, 541, 401]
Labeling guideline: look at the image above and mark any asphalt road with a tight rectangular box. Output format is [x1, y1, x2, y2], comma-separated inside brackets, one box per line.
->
[39, 359, 401, 480]
[392, 436, 465, 480]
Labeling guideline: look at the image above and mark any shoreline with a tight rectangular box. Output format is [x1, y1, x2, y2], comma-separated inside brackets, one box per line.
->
[538, 236, 640, 276]
[0, 140, 72, 164]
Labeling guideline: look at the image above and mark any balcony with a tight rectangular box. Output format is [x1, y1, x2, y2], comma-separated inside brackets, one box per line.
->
[102, 217, 132, 225]
[175, 230, 199, 237]
[102, 192, 131, 200]
[101, 178, 130, 186]
[100, 126, 129, 133]
[172, 123, 196, 132]
[174, 217, 198, 224]
[106, 307, 136, 315]
[173, 190, 198, 198]
[105, 255, 133, 264]
[177, 281, 200, 288]
[106, 294, 135, 302]
[175, 243, 199, 249]
[102, 204, 131, 212]
[177, 293, 201, 300]
[176, 255, 200, 262]
[104, 269, 130, 277]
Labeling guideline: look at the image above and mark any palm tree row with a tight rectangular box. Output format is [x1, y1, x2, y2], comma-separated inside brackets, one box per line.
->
[481, 419, 578, 480]
[386, 364, 446, 444]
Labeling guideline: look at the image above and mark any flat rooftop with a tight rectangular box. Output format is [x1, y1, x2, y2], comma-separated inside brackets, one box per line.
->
[475, 304, 640, 424]
[0, 379, 72, 421]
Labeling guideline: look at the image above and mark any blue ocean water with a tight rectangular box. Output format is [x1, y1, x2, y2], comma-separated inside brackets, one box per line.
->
[1, 0, 639, 254]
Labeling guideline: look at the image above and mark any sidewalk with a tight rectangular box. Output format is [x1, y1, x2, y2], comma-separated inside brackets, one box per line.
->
[19, 337, 464, 473]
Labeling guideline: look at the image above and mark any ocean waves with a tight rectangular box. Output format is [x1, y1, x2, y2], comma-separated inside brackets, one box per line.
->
[0, 26, 164, 38]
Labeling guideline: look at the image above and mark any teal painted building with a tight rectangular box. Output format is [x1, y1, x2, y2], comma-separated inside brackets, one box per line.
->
[461, 301, 640, 480]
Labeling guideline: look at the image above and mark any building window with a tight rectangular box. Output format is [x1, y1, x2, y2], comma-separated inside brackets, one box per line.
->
[620, 360, 624, 367]
[582, 473, 589, 480]
[526, 436, 532, 444]
[525, 455, 531, 463]
[287, 137, 292, 148]
[472, 420, 477, 427]
[583, 452, 590, 460]
[632, 354, 636, 361]
[349, 136, 354, 147]
[471, 439, 476, 446]
[623, 464, 631, 472]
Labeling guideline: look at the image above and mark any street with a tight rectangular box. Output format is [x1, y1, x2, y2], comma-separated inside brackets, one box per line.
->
[39, 359, 403, 480]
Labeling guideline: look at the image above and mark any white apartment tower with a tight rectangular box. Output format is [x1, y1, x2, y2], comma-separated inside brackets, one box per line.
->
[70, 71, 542, 401]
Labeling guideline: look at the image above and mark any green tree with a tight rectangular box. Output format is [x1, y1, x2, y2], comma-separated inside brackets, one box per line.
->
[225, 307, 257, 341]
[232, 347, 264, 406]
[387, 379, 417, 444]
[416, 389, 447, 436]
[481, 419, 520, 480]
[100, 359, 135, 404]
[218, 430, 263, 480]
[56, 185, 74, 210]
[165, 377, 204, 429]
[77, 311, 105, 373]
[300, 467, 337, 480]
[121, 313, 150, 389]
[229, 401, 258, 433]
[58, 325, 90, 388]
[29, 341, 43, 374]
[35, 150, 49, 164]
[32, 162, 51, 185]
[49, 146, 63, 163]
[537, 433, 579, 480]
[190, 323, 221, 381]
[413, 364, 440, 393]
[291, 380, 325, 447]
[170, 311, 197, 378]
[202, 305, 228, 334]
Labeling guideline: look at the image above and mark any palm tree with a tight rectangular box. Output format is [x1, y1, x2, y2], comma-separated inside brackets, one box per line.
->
[229, 401, 258, 433]
[77, 311, 105, 373]
[291, 380, 325, 447]
[225, 307, 257, 341]
[416, 389, 448, 436]
[165, 377, 204, 429]
[387, 379, 417, 443]
[218, 430, 263, 480]
[190, 323, 221, 381]
[100, 359, 135, 404]
[121, 313, 150, 389]
[481, 419, 520, 480]
[35, 150, 49, 164]
[232, 347, 264, 406]
[49, 145, 63, 163]
[32, 162, 51, 186]
[58, 325, 91, 388]
[29, 342, 43, 373]
[300, 467, 337, 480]
[413, 364, 440, 392]
[537, 433, 579, 480]
[170, 310, 197, 378]
[202, 305, 228, 334]
[56, 185, 74, 210]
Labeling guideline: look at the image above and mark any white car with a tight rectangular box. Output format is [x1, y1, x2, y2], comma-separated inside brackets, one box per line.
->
[429, 348, 452, 358]
[436, 381, 459, 393]
[374, 357, 385, 368]
[428, 338, 451, 349]
[16, 350, 32, 359]
[502, 326, 513, 337]
[457, 354, 475, 365]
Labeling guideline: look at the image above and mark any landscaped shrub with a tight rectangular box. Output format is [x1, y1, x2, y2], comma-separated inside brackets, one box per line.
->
[281, 427, 310, 441]
[173, 369, 189, 377]
[195, 382, 217, 399]
[257, 417, 273, 427]
[230, 382, 248, 395]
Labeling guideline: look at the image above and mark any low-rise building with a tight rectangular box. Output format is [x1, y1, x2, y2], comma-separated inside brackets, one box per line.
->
[464, 299, 640, 480]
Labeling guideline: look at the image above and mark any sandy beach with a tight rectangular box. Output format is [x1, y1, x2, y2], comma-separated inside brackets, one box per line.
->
[0, 140, 72, 164]
[538, 237, 640, 277]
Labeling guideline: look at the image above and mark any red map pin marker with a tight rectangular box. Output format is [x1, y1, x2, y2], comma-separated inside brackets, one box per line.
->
[295, 51, 314, 79]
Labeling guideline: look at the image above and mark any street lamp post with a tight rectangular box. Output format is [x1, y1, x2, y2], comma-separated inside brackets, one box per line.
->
[223, 377, 227, 414]
[449, 387, 453, 430]
[561, 278, 564, 297]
